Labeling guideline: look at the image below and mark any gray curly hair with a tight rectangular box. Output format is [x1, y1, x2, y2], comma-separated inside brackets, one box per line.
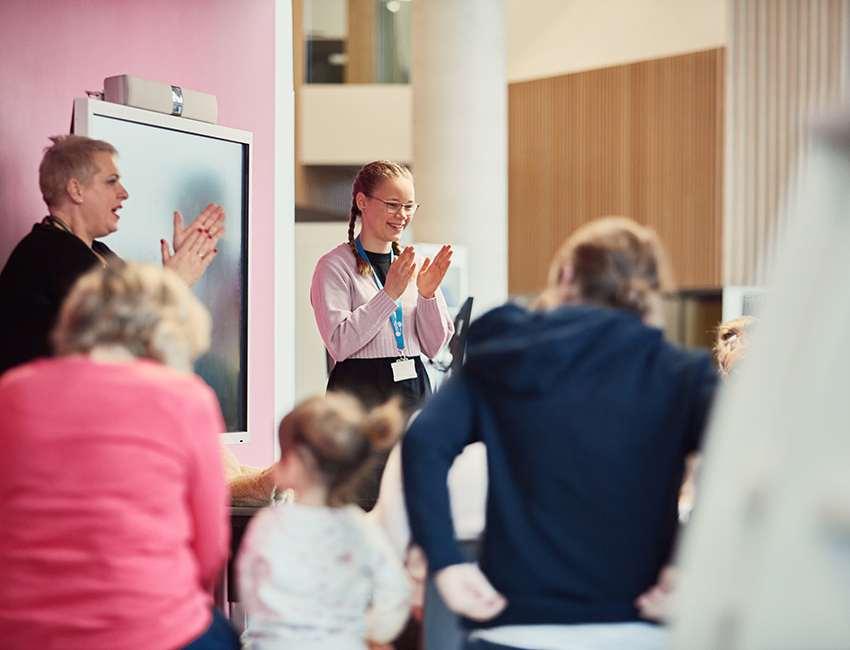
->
[51, 263, 211, 373]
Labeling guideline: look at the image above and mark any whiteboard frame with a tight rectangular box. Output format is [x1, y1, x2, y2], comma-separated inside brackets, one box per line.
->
[73, 97, 252, 445]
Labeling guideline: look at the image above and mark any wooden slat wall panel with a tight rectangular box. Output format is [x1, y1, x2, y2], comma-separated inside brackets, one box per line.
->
[346, 0, 374, 83]
[725, 0, 848, 286]
[508, 49, 725, 295]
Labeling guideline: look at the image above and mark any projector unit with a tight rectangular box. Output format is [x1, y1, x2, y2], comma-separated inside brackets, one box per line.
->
[103, 75, 217, 124]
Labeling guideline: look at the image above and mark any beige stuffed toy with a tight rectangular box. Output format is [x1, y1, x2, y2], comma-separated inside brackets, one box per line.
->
[220, 446, 283, 506]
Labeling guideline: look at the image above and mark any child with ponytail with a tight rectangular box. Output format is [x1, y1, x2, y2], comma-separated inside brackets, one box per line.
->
[237, 393, 411, 650]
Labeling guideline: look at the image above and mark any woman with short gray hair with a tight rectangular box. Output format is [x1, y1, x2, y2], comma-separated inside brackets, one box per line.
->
[0, 134, 226, 377]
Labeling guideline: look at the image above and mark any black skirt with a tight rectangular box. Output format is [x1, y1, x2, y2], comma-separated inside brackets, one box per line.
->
[326, 356, 432, 511]
[326, 356, 432, 413]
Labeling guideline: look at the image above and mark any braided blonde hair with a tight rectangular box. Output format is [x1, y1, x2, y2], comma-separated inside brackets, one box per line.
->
[348, 161, 411, 276]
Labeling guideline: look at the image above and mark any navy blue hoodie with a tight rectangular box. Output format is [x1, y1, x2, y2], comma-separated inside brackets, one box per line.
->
[402, 303, 717, 628]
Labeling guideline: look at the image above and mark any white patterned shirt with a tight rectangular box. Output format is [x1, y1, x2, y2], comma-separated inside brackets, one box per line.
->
[237, 503, 411, 650]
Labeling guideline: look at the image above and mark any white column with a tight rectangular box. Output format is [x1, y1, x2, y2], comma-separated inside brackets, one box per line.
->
[275, 0, 296, 460]
[410, 0, 508, 317]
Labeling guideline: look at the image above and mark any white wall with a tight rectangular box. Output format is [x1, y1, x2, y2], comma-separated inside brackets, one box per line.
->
[299, 85, 412, 164]
[506, 0, 727, 83]
[294, 223, 345, 403]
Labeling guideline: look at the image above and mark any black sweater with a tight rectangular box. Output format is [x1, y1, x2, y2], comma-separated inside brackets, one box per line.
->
[0, 223, 120, 376]
[402, 303, 717, 628]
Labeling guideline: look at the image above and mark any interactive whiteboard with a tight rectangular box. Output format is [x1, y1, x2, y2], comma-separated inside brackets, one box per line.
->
[73, 98, 251, 444]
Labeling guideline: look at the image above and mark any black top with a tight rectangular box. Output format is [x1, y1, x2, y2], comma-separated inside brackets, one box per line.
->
[362, 249, 392, 287]
[332, 247, 429, 412]
[0, 222, 122, 376]
[403, 304, 718, 628]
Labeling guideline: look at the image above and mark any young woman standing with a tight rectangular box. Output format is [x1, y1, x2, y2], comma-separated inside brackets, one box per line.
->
[310, 161, 454, 508]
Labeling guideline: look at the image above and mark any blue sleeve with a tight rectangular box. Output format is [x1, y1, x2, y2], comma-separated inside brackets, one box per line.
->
[686, 355, 720, 454]
[402, 372, 477, 572]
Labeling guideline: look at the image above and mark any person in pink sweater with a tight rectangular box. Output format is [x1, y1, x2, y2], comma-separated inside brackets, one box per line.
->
[0, 263, 237, 650]
[310, 161, 455, 510]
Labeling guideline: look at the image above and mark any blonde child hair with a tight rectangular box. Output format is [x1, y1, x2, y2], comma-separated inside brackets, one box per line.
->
[713, 315, 757, 377]
[277, 392, 405, 506]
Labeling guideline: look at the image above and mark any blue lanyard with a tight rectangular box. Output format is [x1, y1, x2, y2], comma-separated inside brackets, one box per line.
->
[355, 237, 406, 356]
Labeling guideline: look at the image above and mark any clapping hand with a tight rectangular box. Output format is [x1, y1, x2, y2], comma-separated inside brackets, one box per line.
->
[383, 246, 417, 300]
[417, 244, 452, 299]
[172, 204, 226, 252]
[161, 203, 227, 287]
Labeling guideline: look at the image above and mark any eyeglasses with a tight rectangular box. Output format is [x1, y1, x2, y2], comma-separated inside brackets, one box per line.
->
[367, 195, 420, 216]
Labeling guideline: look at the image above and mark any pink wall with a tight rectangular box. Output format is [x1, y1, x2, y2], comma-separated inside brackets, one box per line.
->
[0, 0, 278, 466]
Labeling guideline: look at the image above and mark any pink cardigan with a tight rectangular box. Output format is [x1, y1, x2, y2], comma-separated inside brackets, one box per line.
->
[311, 243, 455, 363]
[0, 357, 229, 650]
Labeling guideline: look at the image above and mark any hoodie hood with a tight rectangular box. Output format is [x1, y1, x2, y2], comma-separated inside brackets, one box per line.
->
[464, 303, 664, 396]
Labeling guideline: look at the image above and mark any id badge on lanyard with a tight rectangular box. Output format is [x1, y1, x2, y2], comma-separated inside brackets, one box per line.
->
[355, 237, 417, 383]
[391, 358, 417, 381]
